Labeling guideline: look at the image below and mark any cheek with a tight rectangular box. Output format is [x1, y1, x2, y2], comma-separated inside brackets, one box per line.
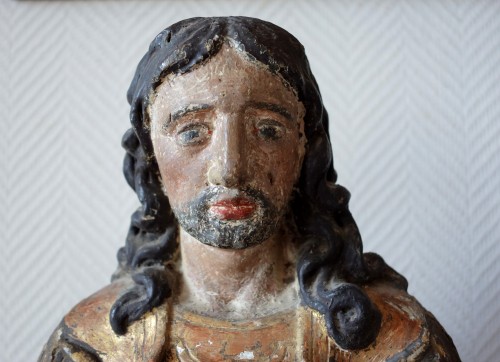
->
[273, 152, 301, 191]
[153, 141, 209, 207]
[252, 143, 302, 204]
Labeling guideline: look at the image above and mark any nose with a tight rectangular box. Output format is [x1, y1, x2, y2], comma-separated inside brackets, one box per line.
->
[207, 118, 247, 188]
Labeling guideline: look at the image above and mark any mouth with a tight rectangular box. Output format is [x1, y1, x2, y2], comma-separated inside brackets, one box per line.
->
[209, 197, 257, 220]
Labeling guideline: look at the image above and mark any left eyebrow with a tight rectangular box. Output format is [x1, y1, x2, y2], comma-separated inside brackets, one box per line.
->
[246, 101, 293, 122]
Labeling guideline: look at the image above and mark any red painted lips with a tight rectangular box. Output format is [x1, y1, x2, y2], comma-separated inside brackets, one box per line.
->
[209, 197, 257, 220]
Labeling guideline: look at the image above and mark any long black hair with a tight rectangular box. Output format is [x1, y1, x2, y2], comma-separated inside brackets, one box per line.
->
[110, 16, 407, 350]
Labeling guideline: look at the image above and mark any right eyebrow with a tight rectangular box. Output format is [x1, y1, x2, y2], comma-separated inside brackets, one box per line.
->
[169, 104, 212, 125]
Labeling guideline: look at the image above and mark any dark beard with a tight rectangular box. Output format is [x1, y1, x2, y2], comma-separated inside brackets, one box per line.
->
[173, 186, 279, 249]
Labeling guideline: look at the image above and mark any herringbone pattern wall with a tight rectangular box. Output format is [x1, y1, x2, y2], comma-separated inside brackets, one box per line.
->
[1, 1, 499, 361]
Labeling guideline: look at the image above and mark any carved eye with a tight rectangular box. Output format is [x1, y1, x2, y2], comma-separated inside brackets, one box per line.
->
[255, 120, 285, 141]
[176, 124, 210, 146]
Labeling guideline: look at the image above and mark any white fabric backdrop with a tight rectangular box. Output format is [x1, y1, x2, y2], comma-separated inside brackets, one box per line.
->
[1, 1, 499, 361]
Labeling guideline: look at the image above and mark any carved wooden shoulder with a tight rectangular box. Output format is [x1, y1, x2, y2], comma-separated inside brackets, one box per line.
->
[318, 282, 461, 361]
[38, 279, 169, 362]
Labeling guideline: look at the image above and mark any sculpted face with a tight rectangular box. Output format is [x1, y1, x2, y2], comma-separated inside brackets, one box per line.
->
[150, 43, 306, 249]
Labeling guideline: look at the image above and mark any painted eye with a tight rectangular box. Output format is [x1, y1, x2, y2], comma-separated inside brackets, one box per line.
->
[256, 120, 285, 141]
[176, 124, 210, 146]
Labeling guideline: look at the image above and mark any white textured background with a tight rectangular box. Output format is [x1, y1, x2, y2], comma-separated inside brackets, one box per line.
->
[1, 1, 499, 361]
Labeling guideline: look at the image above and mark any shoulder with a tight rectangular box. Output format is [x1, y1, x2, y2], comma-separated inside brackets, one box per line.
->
[362, 282, 460, 361]
[39, 279, 169, 362]
[305, 282, 460, 361]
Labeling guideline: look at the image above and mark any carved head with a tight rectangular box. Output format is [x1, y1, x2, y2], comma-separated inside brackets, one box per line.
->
[148, 43, 306, 249]
[123, 16, 339, 249]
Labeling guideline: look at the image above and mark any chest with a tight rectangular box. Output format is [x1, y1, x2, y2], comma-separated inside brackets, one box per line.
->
[167, 307, 332, 361]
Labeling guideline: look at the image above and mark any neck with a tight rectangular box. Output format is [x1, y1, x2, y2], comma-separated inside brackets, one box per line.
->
[178, 226, 297, 318]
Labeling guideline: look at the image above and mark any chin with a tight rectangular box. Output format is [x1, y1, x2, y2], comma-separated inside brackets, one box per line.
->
[179, 215, 277, 250]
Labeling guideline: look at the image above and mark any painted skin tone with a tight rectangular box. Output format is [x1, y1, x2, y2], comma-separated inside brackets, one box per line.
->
[150, 43, 306, 316]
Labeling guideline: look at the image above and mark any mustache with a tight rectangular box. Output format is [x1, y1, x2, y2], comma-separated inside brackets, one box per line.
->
[189, 186, 271, 213]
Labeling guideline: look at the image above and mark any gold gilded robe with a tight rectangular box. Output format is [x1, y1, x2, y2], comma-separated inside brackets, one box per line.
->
[39, 279, 460, 361]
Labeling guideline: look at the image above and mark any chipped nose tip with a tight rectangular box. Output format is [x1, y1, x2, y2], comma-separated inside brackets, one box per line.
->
[207, 164, 222, 185]
[207, 162, 245, 187]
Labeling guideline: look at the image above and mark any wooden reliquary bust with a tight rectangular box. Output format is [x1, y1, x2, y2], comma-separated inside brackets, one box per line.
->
[40, 17, 460, 362]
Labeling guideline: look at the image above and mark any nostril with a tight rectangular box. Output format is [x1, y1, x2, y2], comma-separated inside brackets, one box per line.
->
[221, 170, 241, 188]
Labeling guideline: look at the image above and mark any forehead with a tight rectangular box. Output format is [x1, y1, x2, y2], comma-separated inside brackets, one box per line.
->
[150, 43, 303, 115]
